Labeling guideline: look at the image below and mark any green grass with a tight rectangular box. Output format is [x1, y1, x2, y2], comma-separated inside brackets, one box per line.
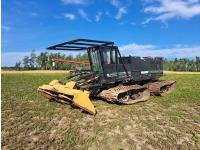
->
[2, 73, 200, 149]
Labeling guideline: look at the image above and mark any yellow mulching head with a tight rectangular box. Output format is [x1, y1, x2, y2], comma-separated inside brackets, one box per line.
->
[37, 80, 96, 115]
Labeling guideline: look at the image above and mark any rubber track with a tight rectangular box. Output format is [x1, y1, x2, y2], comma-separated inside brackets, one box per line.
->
[146, 80, 176, 96]
[98, 85, 150, 104]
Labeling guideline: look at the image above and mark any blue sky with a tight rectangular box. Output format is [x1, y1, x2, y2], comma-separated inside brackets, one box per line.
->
[2, 0, 200, 66]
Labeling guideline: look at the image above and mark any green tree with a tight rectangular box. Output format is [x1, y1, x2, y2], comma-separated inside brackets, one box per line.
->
[37, 52, 48, 70]
[29, 50, 37, 69]
[23, 56, 30, 69]
[15, 61, 21, 70]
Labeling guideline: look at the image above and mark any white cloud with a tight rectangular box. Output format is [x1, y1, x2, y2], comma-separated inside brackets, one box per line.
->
[119, 21, 125, 25]
[64, 13, 76, 20]
[131, 22, 136, 25]
[120, 43, 155, 51]
[110, 0, 129, 20]
[111, 0, 122, 8]
[105, 11, 111, 16]
[119, 43, 200, 58]
[78, 9, 91, 22]
[31, 12, 38, 17]
[115, 7, 127, 19]
[2, 25, 11, 32]
[143, 0, 200, 23]
[61, 0, 87, 5]
[95, 12, 103, 22]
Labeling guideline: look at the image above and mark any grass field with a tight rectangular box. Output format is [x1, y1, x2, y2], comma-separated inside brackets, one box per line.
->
[2, 72, 200, 149]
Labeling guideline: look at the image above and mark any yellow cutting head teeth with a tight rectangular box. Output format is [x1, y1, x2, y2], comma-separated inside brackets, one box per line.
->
[38, 81, 96, 115]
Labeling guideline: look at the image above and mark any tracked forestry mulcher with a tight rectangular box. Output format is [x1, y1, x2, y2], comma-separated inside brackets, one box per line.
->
[38, 39, 176, 115]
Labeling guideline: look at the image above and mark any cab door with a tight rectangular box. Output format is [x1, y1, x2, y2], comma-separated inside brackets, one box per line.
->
[89, 49, 103, 73]
[101, 47, 119, 79]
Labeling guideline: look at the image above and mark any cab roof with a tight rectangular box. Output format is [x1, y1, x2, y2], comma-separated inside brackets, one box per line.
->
[47, 38, 114, 51]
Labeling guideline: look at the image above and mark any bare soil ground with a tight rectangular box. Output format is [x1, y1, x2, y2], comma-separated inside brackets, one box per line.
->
[2, 70, 200, 74]
[1, 70, 69, 74]
[1, 73, 200, 149]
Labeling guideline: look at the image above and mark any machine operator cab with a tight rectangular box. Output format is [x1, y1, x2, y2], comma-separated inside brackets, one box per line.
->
[47, 38, 122, 76]
[47, 38, 163, 82]
[88, 46, 119, 72]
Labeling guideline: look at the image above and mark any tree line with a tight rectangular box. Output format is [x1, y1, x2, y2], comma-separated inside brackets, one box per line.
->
[163, 57, 200, 72]
[14, 50, 88, 70]
[14, 51, 200, 72]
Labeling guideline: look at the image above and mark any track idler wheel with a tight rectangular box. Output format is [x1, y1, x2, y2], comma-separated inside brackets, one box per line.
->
[117, 88, 150, 104]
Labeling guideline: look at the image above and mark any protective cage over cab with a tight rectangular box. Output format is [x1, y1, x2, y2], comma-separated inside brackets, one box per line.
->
[47, 38, 163, 82]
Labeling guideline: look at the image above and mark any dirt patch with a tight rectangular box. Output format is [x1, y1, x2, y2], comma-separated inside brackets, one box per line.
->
[2, 70, 200, 74]
[1, 70, 69, 74]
